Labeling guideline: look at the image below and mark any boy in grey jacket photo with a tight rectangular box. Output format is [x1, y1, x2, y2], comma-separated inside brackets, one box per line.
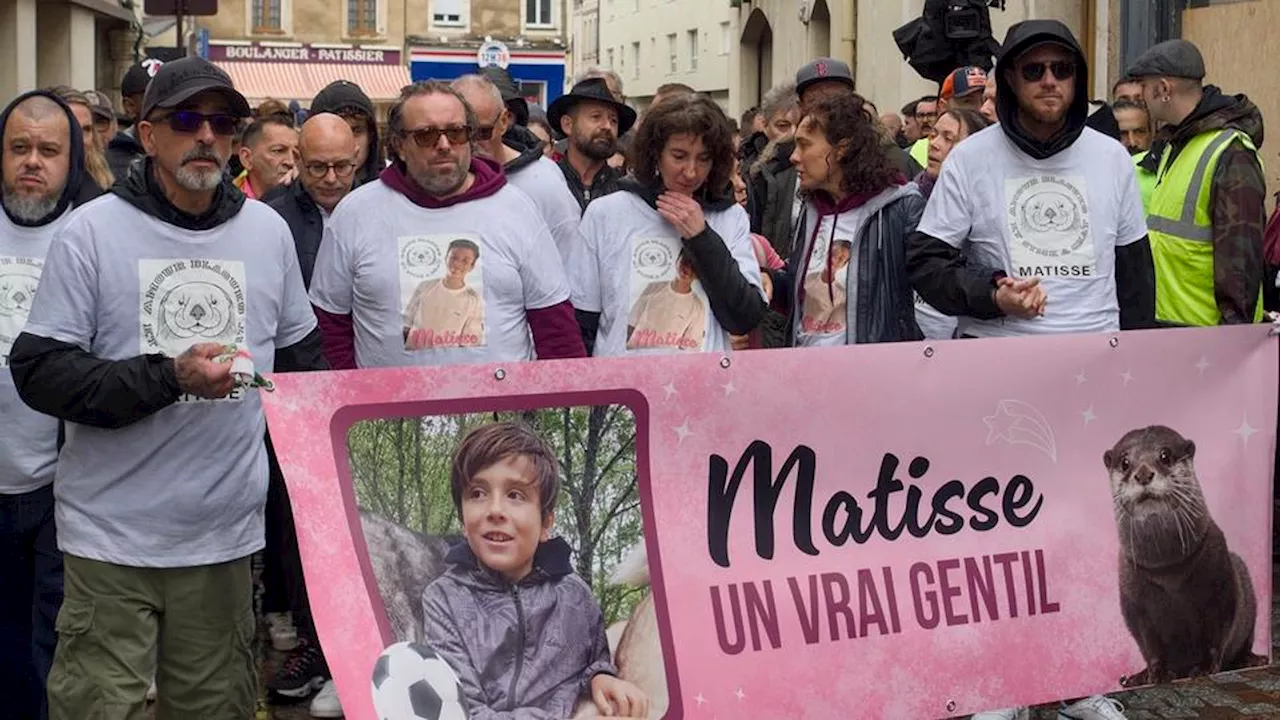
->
[422, 421, 650, 718]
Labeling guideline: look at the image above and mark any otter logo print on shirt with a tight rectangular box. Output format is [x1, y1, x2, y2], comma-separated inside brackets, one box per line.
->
[627, 235, 710, 353]
[398, 235, 487, 352]
[139, 258, 247, 402]
[1005, 175, 1096, 279]
[0, 255, 42, 368]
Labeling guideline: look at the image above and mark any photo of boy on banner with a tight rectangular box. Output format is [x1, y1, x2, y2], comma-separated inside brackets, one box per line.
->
[347, 405, 665, 719]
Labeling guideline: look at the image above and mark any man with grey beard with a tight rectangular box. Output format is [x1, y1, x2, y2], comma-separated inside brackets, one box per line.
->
[9, 56, 326, 719]
[0, 89, 99, 720]
[309, 80, 585, 371]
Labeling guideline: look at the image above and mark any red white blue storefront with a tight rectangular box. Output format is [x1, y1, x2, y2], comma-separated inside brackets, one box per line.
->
[409, 42, 566, 107]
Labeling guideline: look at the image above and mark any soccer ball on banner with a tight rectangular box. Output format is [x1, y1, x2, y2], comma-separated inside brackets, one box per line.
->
[370, 641, 467, 720]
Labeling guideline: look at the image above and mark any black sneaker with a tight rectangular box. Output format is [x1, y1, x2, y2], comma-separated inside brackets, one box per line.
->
[268, 637, 329, 699]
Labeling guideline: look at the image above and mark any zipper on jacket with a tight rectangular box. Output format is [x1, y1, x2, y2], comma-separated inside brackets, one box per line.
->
[507, 584, 527, 704]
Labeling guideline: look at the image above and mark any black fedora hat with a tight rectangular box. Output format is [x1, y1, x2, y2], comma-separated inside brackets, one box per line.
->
[547, 77, 637, 137]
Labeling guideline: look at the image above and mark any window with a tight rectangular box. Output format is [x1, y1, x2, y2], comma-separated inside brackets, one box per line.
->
[619, 46, 625, 78]
[667, 33, 677, 73]
[687, 29, 697, 71]
[252, 0, 281, 32]
[607, 47, 614, 70]
[649, 36, 656, 67]
[525, 0, 553, 27]
[631, 41, 640, 79]
[347, 0, 377, 35]
[432, 0, 463, 26]
[720, 21, 731, 55]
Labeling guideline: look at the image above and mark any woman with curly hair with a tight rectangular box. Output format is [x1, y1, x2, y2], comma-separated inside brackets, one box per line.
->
[570, 93, 765, 356]
[770, 92, 925, 346]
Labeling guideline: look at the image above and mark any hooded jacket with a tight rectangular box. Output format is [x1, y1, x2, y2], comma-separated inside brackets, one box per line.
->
[105, 127, 145, 184]
[0, 90, 100, 228]
[770, 181, 925, 346]
[311, 157, 586, 369]
[264, 179, 326, 289]
[503, 124, 545, 175]
[1143, 86, 1266, 324]
[311, 81, 382, 187]
[906, 19, 1156, 331]
[422, 538, 615, 719]
[9, 156, 326, 430]
[573, 177, 767, 355]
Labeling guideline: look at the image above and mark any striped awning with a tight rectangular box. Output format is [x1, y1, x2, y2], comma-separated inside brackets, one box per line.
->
[213, 62, 413, 105]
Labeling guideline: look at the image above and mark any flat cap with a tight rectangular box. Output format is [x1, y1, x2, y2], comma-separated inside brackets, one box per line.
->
[1125, 39, 1205, 81]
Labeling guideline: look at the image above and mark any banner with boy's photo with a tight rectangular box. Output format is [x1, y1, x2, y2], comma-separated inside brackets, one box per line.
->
[263, 325, 1278, 719]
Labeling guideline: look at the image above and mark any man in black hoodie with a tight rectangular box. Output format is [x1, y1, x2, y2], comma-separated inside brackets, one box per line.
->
[9, 57, 326, 720]
[310, 79, 383, 187]
[0, 89, 99, 720]
[106, 60, 162, 181]
[907, 20, 1155, 346]
[453, 74, 582, 266]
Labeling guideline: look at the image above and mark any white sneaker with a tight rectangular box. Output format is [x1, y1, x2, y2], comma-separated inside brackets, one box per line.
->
[145, 680, 157, 702]
[1059, 695, 1127, 720]
[267, 611, 299, 652]
[971, 709, 1030, 720]
[310, 679, 343, 718]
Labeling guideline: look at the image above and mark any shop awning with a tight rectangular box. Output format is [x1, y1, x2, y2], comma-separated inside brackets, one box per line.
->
[213, 62, 412, 106]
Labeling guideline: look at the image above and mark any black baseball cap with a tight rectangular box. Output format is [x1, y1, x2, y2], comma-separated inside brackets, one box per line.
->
[140, 56, 252, 121]
[121, 59, 164, 98]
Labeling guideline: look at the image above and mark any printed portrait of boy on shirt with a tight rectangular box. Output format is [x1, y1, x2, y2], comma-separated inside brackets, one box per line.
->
[421, 422, 650, 718]
[626, 249, 708, 352]
[802, 238, 852, 335]
[402, 238, 486, 350]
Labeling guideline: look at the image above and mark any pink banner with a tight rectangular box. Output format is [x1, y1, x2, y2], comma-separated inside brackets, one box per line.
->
[263, 326, 1278, 719]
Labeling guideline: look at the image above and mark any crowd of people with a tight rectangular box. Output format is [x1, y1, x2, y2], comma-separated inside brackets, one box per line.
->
[1, 15, 1274, 720]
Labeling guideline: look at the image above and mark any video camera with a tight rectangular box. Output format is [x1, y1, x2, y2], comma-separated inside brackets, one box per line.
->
[893, 0, 1005, 84]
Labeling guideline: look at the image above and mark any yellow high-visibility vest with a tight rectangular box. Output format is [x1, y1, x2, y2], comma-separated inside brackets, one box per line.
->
[1147, 129, 1264, 325]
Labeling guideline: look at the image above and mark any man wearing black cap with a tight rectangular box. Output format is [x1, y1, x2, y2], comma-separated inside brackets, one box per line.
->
[908, 19, 1154, 356]
[10, 56, 325, 719]
[311, 79, 382, 187]
[548, 76, 636, 212]
[106, 59, 164, 180]
[0, 88, 101, 720]
[1128, 38, 1266, 326]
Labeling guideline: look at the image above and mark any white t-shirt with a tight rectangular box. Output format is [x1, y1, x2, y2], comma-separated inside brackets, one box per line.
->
[0, 211, 67, 495]
[309, 180, 569, 368]
[918, 126, 1148, 337]
[795, 211, 862, 348]
[21, 196, 317, 567]
[507, 156, 582, 267]
[570, 191, 763, 357]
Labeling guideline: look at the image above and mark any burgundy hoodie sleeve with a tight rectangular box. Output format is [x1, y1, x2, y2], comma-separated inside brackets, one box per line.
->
[527, 300, 587, 360]
[313, 305, 357, 370]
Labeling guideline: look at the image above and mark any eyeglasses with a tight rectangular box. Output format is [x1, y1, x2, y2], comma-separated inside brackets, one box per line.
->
[154, 110, 239, 136]
[1019, 61, 1076, 83]
[473, 125, 498, 141]
[399, 125, 471, 148]
[302, 160, 357, 179]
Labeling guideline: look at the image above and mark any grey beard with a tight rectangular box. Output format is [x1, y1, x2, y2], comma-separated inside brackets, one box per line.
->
[1, 184, 60, 223]
[410, 162, 468, 197]
[174, 163, 224, 191]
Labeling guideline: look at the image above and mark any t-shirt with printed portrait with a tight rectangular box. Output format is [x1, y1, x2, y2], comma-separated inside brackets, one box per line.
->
[20, 196, 317, 567]
[917, 125, 1147, 337]
[309, 181, 569, 368]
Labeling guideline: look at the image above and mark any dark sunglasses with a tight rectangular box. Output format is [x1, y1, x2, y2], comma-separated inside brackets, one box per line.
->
[303, 160, 357, 179]
[399, 125, 471, 148]
[1019, 61, 1076, 83]
[473, 125, 498, 141]
[154, 110, 239, 136]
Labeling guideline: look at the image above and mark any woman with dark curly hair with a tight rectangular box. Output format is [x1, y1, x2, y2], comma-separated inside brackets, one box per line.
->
[769, 92, 925, 346]
[570, 93, 766, 356]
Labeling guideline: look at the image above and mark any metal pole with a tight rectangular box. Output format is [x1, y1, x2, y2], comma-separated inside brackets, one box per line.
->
[175, 0, 185, 56]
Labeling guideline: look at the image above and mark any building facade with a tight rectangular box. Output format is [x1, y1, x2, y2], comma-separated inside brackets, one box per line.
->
[1, 0, 141, 106]
[567, 0, 599, 86]
[407, 0, 569, 108]
[595, 0, 737, 114]
[730, 0, 1115, 119]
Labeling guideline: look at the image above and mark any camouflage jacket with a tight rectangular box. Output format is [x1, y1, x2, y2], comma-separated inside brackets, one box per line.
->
[1144, 86, 1267, 324]
[421, 537, 615, 719]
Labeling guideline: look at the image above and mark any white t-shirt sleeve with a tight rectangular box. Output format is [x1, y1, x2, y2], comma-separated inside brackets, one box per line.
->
[308, 223, 353, 315]
[720, 206, 765, 298]
[275, 231, 319, 348]
[22, 226, 97, 350]
[519, 218, 571, 311]
[917, 151, 973, 248]
[569, 205, 603, 313]
[1116, 152, 1149, 247]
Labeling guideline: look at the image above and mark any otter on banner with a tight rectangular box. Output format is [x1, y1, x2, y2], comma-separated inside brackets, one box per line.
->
[263, 325, 1277, 719]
